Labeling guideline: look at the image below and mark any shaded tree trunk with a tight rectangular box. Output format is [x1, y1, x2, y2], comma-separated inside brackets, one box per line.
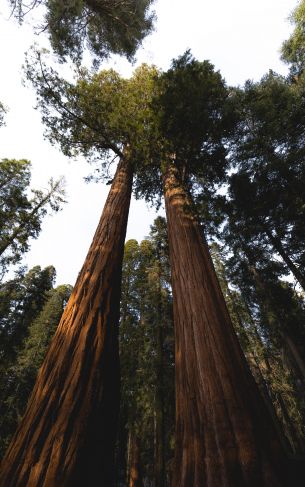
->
[264, 228, 305, 292]
[163, 163, 290, 487]
[115, 409, 128, 487]
[128, 431, 143, 487]
[281, 331, 305, 384]
[0, 157, 133, 487]
[155, 243, 166, 487]
[247, 261, 305, 383]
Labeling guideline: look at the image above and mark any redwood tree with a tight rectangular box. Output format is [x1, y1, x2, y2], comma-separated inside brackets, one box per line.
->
[163, 164, 292, 486]
[0, 156, 133, 486]
[0, 59, 159, 486]
[155, 53, 297, 486]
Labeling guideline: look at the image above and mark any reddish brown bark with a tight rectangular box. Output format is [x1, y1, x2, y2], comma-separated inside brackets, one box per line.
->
[163, 164, 290, 487]
[0, 157, 133, 487]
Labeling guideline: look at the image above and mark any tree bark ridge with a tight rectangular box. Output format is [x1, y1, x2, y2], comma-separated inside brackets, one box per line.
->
[0, 157, 133, 487]
[163, 163, 290, 487]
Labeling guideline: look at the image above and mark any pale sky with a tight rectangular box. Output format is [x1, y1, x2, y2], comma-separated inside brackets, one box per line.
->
[0, 0, 298, 285]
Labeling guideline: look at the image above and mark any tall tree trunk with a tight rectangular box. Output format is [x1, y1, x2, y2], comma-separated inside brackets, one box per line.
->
[264, 350, 305, 455]
[264, 228, 305, 292]
[281, 331, 305, 384]
[247, 261, 305, 382]
[0, 157, 133, 487]
[115, 409, 128, 487]
[128, 431, 143, 487]
[163, 163, 290, 487]
[247, 353, 291, 452]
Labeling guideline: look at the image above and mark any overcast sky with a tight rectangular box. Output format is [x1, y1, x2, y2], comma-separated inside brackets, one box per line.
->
[0, 0, 298, 286]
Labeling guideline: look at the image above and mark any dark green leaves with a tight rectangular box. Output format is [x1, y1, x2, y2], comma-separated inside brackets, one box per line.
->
[0, 102, 6, 127]
[154, 51, 232, 184]
[281, 0, 305, 76]
[0, 159, 66, 278]
[9, 0, 155, 63]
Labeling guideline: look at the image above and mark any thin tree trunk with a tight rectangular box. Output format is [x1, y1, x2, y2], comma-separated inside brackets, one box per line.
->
[263, 352, 305, 455]
[115, 409, 128, 487]
[163, 163, 290, 487]
[281, 331, 305, 383]
[0, 157, 133, 487]
[264, 228, 305, 292]
[155, 243, 166, 487]
[247, 261, 305, 382]
[128, 431, 143, 487]
[247, 353, 290, 451]
[220, 282, 289, 452]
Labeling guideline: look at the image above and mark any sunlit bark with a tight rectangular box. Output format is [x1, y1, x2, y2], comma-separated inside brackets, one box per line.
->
[163, 163, 290, 487]
[0, 157, 133, 487]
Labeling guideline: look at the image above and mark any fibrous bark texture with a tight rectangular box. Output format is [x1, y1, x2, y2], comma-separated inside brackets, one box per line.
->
[163, 164, 290, 487]
[0, 158, 133, 487]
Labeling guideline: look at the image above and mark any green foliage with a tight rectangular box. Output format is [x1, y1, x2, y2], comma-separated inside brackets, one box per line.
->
[25, 51, 162, 202]
[9, 0, 155, 63]
[0, 265, 56, 370]
[282, 0, 305, 76]
[119, 217, 174, 483]
[0, 101, 7, 127]
[0, 264, 58, 458]
[152, 51, 234, 186]
[0, 279, 72, 458]
[224, 72, 305, 287]
[25, 50, 236, 206]
[0, 158, 66, 277]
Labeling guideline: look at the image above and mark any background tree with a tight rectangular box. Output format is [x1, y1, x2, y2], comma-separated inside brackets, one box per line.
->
[8, 0, 155, 63]
[223, 72, 305, 292]
[119, 218, 174, 487]
[281, 0, 305, 77]
[0, 280, 72, 458]
[0, 158, 66, 279]
[0, 265, 56, 372]
[0, 101, 6, 127]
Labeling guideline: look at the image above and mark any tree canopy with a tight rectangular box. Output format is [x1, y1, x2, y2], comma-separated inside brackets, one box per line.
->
[25, 50, 163, 201]
[0, 158, 66, 278]
[0, 102, 6, 127]
[9, 0, 155, 63]
[154, 51, 233, 184]
[25, 49, 235, 207]
[281, 0, 305, 76]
